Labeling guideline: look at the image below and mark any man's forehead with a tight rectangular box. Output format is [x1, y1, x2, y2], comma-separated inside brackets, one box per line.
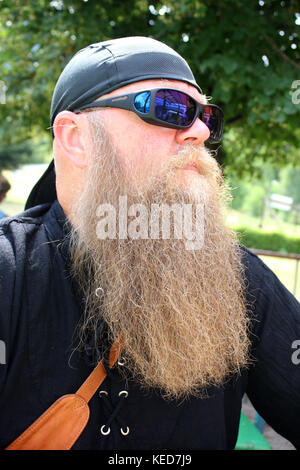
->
[96, 79, 207, 105]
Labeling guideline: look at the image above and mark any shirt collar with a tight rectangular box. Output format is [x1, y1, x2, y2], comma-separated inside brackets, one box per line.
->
[42, 200, 74, 261]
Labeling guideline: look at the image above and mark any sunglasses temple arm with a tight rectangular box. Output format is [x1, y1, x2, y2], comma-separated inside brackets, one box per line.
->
[73, 94, 134, 113]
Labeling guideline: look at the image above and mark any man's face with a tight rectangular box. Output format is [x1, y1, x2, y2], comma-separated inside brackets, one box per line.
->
[91, 79, 211, 188]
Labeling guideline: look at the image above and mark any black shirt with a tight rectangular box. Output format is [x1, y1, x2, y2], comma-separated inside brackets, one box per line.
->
[0, 201, 300, 450]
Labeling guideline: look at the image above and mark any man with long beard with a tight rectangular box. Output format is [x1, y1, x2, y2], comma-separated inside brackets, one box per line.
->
[0, 37, 300, 451]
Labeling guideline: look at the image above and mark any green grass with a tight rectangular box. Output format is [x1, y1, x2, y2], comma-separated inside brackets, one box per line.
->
[227, 208, 300, 238]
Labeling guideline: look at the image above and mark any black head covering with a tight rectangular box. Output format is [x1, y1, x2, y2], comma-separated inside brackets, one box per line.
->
[25, 36, 202, 209]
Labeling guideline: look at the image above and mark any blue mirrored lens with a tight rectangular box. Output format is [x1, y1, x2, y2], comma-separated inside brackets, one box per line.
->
[134, 91, 151, 114]
[155, 90, 195, 126]
[199, 105, 222, 141]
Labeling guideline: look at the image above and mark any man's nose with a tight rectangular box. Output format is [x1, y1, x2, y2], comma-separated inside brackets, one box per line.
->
[175, 117, 210, 145]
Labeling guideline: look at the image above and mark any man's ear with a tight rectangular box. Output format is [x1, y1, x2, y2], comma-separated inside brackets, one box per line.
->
[53, 111, 88, 169]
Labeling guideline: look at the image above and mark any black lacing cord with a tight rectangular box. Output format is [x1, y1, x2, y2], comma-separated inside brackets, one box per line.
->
[99, 349, 129, 437]
[99, 390, 128, 435]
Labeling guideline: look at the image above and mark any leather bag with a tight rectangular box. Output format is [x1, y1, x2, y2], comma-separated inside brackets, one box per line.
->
[5, 342, 120, 450]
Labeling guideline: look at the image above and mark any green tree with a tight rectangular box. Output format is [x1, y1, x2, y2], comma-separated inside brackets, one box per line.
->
[0, 139, 52, 171]
[0, 0, 299, 174]
[280, 165, 300, 205]
[0, 143, 33, 171]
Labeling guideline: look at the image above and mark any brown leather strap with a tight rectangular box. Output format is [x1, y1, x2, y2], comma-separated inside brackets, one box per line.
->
[76, 341, 121, 402]
[6, 394, 90, 450]
[5, 341, 122, 450]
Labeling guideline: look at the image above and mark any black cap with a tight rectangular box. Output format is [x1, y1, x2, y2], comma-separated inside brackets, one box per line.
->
[25, 36, 201, 210]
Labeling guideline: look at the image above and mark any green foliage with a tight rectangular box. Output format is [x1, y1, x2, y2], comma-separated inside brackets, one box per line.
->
[236, 226, 300, 254]
[228, 160, 300, 217]
[0, 142, 33, 170]
[229, 172, 269, 217]
[279, 166, 300, 205]
[242, 186, 265, 218]
[0, 0, 299, 174]
[0, 139, 51, 171]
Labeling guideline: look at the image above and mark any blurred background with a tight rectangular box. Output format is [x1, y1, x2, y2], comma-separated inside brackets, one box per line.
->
[2, 0, 299, 301]
[0, 0, 299, 449]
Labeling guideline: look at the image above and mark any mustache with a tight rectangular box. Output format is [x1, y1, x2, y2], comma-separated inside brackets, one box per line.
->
[162, 145, 219, 175]
[121, 145, 223, 199]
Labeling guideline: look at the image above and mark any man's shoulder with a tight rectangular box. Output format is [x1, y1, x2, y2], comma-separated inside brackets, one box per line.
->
[240, 243, 300, 327]
[0, 202, 58, 271]
[239, 244, 281, 306]
[239, 244, 271, 281]
[0, 203, 52, 236]
[0, 201, 66, 314]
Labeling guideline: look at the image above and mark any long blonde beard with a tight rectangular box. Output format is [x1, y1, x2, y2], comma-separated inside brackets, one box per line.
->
[69, 114, 252, 401]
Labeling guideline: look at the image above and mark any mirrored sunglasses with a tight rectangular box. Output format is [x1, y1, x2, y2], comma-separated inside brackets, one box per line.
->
[74, 88, 224, 144]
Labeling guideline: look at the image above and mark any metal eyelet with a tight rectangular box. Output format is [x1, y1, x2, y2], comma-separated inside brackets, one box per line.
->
[118, 390, 128, 398]
[118, 357, 126, 366]
[99, 390, 108, 398]
[100, 425, 111, 436]
[95, 287, 104, 298]
[120, 426, 130, 436]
